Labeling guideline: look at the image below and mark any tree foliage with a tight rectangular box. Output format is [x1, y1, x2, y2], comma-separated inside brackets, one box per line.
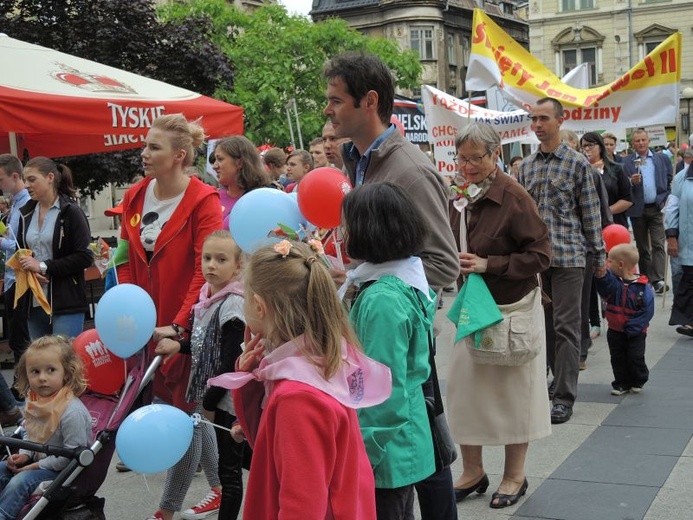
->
[158, 1, 422, 147]
[0, 0, 234, 196]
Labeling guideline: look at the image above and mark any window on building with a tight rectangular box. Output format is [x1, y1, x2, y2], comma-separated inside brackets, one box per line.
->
[561, 47, 597, 86]
[462, 36, 470, 67]
[447, 33, 457, 66]
[561, 0, 595, 11]
[645, 40, 663, 54]
[411, 26, 435, 60]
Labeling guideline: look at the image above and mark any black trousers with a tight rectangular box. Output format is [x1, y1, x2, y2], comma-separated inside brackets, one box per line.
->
[376, 485, 415, 520]
[607, 330, 649, 389]
[2, 283, 30, 363]
[214, 409, 245, 520]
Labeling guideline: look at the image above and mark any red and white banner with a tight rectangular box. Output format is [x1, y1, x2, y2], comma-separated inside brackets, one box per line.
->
[0, 35, 243, 158]
[422, 85, 536, 175]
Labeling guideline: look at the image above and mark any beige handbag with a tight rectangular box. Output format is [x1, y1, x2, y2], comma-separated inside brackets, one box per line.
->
[465, 284, 543, 366]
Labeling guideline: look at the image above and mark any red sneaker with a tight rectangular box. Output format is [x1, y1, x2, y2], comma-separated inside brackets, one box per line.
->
[181, 488, 222, 519]
[145, 512, 165, 520]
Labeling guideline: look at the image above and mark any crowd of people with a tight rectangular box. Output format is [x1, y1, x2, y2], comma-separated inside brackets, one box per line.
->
[0, 48, 687, 520]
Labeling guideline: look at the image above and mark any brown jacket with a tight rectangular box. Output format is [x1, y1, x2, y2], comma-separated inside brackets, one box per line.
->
[450, 172, 551, 304]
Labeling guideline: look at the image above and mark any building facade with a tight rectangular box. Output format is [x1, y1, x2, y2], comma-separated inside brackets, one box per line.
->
[311, 0, 529, 99]
[528, 0, 693, 135]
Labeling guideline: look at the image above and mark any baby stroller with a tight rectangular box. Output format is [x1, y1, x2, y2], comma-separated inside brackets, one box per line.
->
[0, 352, 163, 520]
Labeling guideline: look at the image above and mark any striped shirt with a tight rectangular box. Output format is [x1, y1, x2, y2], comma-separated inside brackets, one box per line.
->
[518, 143, 605, 269]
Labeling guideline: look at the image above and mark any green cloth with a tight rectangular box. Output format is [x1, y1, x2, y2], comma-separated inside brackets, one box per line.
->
[350, 276, 436, 488]
[107, 239, 129, 269]
[446, 273, 503, 347]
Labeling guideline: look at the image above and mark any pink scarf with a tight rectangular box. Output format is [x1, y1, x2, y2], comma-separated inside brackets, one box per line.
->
[208, 336, 392, 409]
[192, 280, 244, 320]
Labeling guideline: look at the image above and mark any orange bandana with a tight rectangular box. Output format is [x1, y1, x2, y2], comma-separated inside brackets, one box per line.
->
[24, 387, 74, 444]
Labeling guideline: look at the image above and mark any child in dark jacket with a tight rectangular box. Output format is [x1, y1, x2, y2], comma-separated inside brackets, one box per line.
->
[594, 243, 655, 395]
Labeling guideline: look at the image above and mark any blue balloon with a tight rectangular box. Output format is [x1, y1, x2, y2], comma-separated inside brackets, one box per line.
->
[116, 404, 194, 474]
[229, 188, 306, 253]
[95, 283, 156, 359]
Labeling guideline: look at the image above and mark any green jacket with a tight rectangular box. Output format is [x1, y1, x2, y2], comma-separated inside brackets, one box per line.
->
[350, 275, 436, 488]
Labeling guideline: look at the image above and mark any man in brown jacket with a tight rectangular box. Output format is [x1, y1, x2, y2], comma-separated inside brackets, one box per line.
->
[323, 52, 459, 520]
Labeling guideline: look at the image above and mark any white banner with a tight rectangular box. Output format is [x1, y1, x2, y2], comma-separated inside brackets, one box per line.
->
[422, 85, 536, 176]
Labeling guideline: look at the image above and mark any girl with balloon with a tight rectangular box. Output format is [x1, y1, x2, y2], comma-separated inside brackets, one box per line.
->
[154, 230, 246, 520]
[0, 336, 91, 520]
[117, 114, 223, 520]
[208, 240, 392, 519]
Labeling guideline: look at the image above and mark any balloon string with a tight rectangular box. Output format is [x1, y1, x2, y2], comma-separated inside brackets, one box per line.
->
[332, 232, 344, 271]
[192, 414, 234, 434]
[141, 473, 152, 496]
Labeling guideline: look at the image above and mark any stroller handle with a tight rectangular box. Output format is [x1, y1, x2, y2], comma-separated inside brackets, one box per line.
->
[136, 354, 163, 396]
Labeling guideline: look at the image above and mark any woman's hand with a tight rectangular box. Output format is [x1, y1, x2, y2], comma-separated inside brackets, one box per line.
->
[153, 326, 176, 342]
[14, 461, 40, 473]
[459, 252, 488, 275]
[238, 327, 265, 372]
[18, 255, 41, 273]
[154, 338, 181, 364]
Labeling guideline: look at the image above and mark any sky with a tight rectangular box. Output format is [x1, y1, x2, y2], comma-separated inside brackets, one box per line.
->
[278, 0, 313, 17]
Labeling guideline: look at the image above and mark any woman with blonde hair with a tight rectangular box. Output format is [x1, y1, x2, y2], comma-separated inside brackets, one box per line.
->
[117, 114, 223, 520]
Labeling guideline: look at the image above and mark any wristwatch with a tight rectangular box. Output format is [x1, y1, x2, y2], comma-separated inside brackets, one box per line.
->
[171, 323, 189, 341]
[39, 261, 48, 275]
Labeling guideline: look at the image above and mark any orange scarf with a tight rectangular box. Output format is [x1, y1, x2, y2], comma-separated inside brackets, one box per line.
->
[6, 249, 51, 314]
[24, 387, 74, 444]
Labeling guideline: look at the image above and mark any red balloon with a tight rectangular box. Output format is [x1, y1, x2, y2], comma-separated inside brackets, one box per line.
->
[297, 167, 352, 228]
[602, 224, 631, 252]
[73, 329, 126, 395]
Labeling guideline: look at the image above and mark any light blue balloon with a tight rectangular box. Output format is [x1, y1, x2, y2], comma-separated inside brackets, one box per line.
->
[116, 404, 194, 474]
[95, 283, 156, 359]
[229, 187, 306, 253]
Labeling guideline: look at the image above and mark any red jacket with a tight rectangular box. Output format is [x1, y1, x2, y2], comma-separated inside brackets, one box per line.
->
[235, 380, 376, 519]
[119, 176, 222, 410]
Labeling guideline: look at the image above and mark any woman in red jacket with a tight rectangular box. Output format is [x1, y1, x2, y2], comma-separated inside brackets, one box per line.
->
[117, 114, 223, 520]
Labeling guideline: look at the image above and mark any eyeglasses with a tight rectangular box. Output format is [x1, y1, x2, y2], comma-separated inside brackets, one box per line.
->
[453, 151, 490, 167]
[581, 143, 597, 150]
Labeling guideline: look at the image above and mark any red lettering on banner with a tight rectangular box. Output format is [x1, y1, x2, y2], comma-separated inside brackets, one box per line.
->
[473, 23, 535, 87]
[437, 161, 456, 174]
[431, 125, 457, 138]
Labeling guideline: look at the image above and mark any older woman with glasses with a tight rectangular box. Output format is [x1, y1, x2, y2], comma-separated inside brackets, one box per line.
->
[447, 122, 551, 510]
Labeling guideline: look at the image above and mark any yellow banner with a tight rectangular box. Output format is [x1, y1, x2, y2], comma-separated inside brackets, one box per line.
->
[468, 8, 681, 110]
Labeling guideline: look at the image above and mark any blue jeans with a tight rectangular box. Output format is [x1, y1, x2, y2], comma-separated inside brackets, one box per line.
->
[0, 462, 58, 520]
[28, 308, 84, 340]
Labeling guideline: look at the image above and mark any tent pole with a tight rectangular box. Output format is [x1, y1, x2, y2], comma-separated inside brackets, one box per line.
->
[8, 132, 17, 156]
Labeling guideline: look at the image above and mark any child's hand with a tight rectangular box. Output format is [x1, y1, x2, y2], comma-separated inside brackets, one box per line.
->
[238, 327, 265, 372]
[153, 326, 177, 342]
[594, 265, 607, 278]
[14, 461, 40, 473]
[329, 268, 347, 286]
[154, 338, 181, 364]
[6, 453, 29, 472]
[230, 423, 246, 444]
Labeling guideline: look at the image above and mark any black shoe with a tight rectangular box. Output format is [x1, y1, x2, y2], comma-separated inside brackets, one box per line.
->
[654, 281, 669, 294]
[454, 473, 489, 502]
[0, 408, 22, 427]
[489, 478, 528, 509]
[676, 325, 693, 337]
[550, 404, 572, 424]
[611, 386, 629, 396]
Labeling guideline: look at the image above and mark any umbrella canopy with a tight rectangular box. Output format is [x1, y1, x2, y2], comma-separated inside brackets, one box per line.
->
[0, 34, 243, 158]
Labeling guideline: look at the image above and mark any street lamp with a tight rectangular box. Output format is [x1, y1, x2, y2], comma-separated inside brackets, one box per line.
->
[681, 87, 693, 144]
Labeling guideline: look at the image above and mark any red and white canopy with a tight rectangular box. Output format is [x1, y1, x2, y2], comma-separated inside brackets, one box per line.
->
[0, 34, 243, 158]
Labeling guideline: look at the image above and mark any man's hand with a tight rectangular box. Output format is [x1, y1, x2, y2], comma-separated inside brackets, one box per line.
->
[667, 237, 679, 257]
[153, 326, 176, 342]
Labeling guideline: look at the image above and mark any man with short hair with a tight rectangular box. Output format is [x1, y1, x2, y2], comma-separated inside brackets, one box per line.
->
[321, 121, 349, 169]
[0, 154, 31, 424]
[308, 137, 328, 169]
[518, 98, 606, 425]
[623, 128, 672, 293]
[263, 147, 289, 187]
[285, 149, 313, 193]
[323, 51, 459, 520]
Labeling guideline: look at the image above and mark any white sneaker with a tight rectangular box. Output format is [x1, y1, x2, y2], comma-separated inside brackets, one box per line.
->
[181, 488, 222, 520]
